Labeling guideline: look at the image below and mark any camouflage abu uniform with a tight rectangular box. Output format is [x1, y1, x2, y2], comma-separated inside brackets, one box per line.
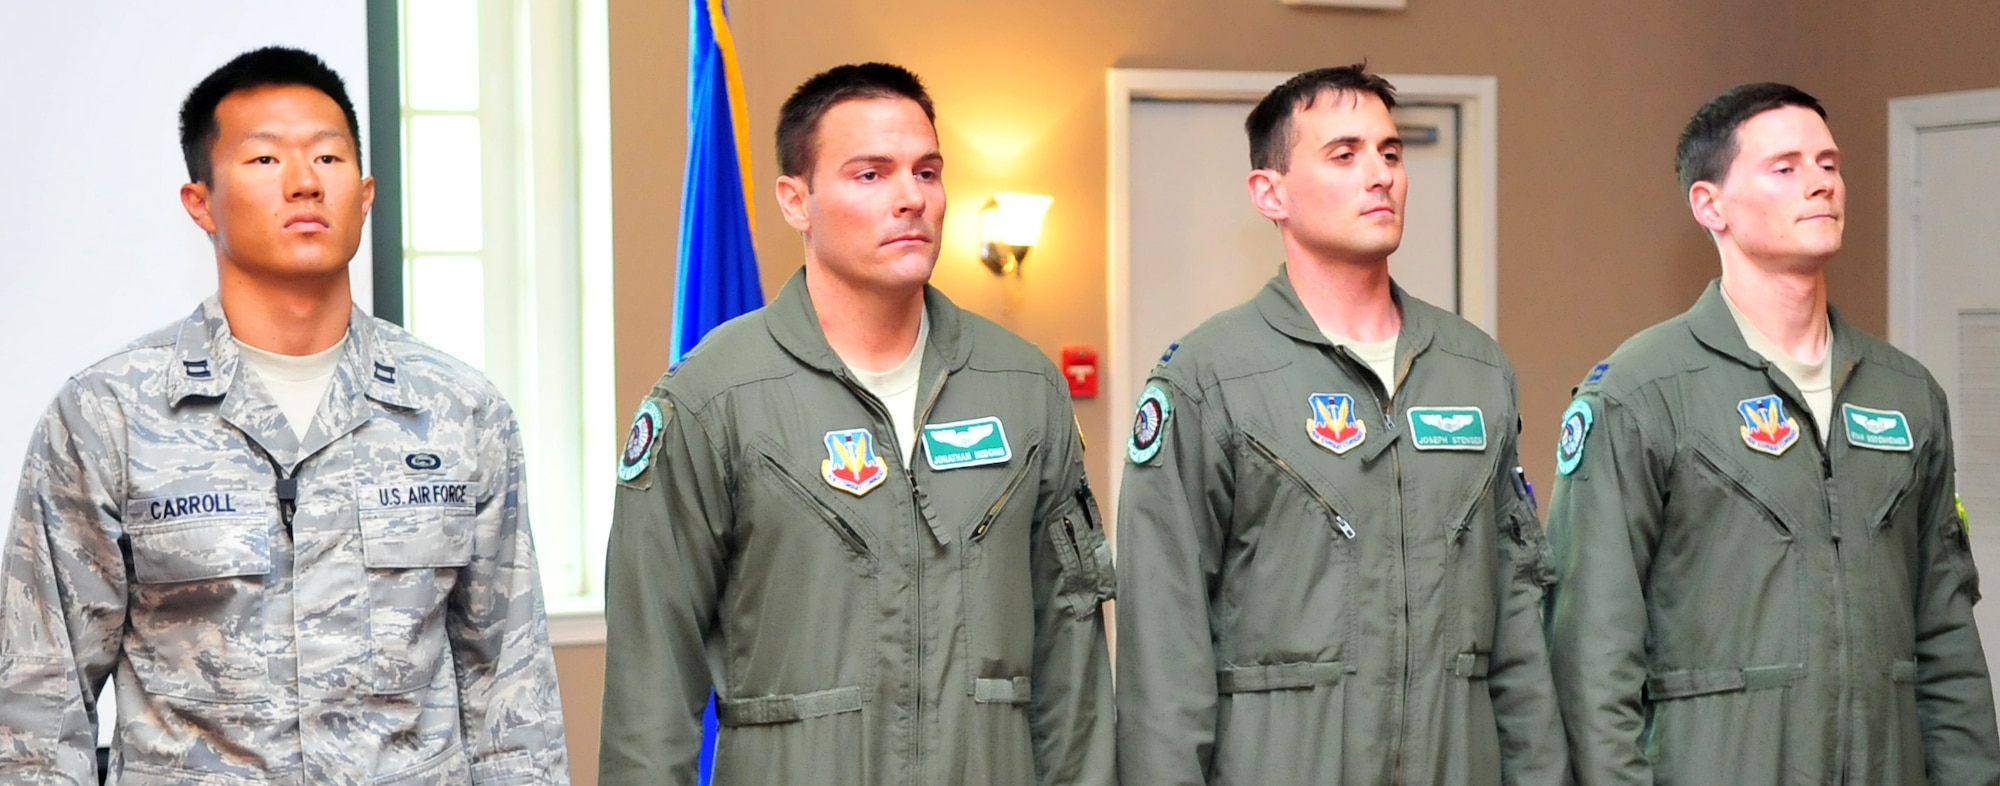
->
[0, 298, 570, 785]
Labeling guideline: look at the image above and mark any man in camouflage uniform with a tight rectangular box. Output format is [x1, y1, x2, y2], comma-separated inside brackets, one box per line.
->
[1546, 82, 2000, 784]
[1114, 65, 1565, 785]
[0, 47, 569, 784]
[599, 63, 1116, 785]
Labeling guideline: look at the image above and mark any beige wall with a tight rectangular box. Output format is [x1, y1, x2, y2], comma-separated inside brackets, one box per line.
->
[554, 2, 2000, 784]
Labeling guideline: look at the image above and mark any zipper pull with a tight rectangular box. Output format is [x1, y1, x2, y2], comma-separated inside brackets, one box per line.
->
[1334, 514, 1356, 539]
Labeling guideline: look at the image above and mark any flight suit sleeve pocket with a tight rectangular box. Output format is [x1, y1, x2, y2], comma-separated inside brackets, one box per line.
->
[1506, 504, 1556, 590]
[1645, 663, 1803, 701]
[129, 517, 272, 583]
[1048, 484, 1116, 619]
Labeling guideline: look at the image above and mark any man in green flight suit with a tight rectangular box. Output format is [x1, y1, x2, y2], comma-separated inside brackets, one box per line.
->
[1114, 64, 1566, 785]
[598, 63, 1116, 786]
[1545, 82, 2000, 784]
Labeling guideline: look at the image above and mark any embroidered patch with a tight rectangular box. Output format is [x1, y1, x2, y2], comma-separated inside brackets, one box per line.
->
[1159, 341, 1181, 364]
[1585, 362, 1611, 385]
[822, 428, 889, 496]
[923, 416, 1012, 470]
[1408, 406, 1487, 451]
[1306, 393, 1367, 455]
[1556, 399, 1593, 475]
[1959, 495, 1971, 536]
[373, 361, 397, 384]
[1738, 395, 1801, 457]
[1842, 404, 1914, 452]
[404, 452, 443, 471]
[182, 359, 212, 379]
[618, 399, 665, 482]
[1128, 385, 1171, 464]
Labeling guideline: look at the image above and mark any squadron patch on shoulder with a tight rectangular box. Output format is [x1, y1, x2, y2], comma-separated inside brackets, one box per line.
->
[1128, 385, 1171, 464]
[1556, 399, 1593, 475]
[1959, 495, 1972, 536]
[618, 399, 667, 482]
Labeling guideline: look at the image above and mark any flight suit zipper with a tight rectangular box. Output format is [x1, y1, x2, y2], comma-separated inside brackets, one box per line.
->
[833, 364, 950, 783]
[1243, 435, 1355, 538]
[1341, 343, 1415, 778]
[761, 453, 872, 556]
[971, 445, 1041, 543]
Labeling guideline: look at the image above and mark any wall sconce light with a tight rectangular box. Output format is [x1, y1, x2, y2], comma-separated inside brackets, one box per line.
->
[977, 192, 1054, 275]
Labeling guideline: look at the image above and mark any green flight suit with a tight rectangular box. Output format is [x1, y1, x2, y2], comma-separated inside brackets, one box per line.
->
[1545, 280, 2000, 784]
[1115, 269, 1567, 785]
[599, 270, 1117, 786]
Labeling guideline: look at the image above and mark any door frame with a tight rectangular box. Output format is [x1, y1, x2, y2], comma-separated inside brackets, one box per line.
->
[1886, 86, 2000, 348]
[1103, 68, 1498, 475]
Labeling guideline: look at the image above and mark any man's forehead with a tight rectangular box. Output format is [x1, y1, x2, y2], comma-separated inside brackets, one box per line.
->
[1292, 93, 1396, 140]
[815, 98, 939, 160]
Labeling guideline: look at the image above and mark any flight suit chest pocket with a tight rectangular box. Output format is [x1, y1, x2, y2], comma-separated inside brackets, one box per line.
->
[357, 480, 477, 695]
[122, 493, 273, 703]
[1688, 436, 1796, 540]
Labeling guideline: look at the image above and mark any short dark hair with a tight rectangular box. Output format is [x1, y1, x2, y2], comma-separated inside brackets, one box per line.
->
[1675, 82, 1826, 194]
[1246, 64, 1398, 172]
[178, 46, 362, 184]
[776, 62, 935, 180]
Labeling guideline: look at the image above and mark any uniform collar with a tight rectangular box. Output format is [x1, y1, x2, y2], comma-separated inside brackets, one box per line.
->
[1685, 278, 1863, 400]
[765, 267, 972, 376]
[168, 296, 415, 409]
[1254, 263, 1437, 369]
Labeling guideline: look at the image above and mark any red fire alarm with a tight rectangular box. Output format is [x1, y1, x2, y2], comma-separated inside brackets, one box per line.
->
[1061, 345, 1098, 399]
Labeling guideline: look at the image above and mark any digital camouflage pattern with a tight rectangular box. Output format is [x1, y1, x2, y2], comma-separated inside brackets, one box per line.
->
[0, 297, 570, 785]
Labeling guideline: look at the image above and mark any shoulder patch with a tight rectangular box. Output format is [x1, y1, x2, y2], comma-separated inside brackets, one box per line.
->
[1959, 494, 1971, 536]
[1128, 384, 1171, 464]
[618, 398, 670, 483]
[1556, 399, 1593, 475]
[1158, 341, 1182, 364]
[1585, 362, 1611, 384]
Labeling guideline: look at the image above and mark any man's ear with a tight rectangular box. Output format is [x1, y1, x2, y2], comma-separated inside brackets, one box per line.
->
[360, 175, 376, 219]
[1688, 180, 1727, 234]
[1247, 168, 1288, 223]
[181, 181, 218, 235]
[776, 174, 812, 233]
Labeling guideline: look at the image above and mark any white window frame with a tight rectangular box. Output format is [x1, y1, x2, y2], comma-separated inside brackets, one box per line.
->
[399, 0, 614, 643]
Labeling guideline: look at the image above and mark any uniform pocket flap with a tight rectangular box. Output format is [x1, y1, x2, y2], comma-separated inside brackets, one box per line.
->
[716, 686, 865, 726]
[129, 517, 271, 583]
[359, 505, 476, 569]
[1216, 660, 1355, 693]
[971, 676, 1033, 704]
[1646, 663, 1803, 701]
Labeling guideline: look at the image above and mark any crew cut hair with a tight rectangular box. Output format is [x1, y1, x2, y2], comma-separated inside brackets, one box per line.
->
[1245, 63, 1398, 172]
[178, 46, 363, 184]
[1675, 82, 1826, 194]
[776, 62, 936, 181]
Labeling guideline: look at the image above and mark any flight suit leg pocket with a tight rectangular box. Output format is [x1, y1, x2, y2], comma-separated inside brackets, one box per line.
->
[125, 516, 272, 704]
[358, 504, 476, 695]
[1048, 484, 1116, 619]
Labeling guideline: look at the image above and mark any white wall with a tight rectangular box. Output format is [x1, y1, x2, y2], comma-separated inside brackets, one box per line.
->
[0, 4, 372, 515]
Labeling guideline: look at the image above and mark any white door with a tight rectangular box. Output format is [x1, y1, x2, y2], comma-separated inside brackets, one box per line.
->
[1889, 88, 2000, 710]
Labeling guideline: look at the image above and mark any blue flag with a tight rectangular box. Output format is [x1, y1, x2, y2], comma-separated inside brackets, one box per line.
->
[674, 0, 762, 367]
[677, 1, 761, 781]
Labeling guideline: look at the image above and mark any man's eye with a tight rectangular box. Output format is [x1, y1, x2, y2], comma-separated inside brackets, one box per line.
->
[1384, 152, 1402, 164]
[316, 155, 339, 165]
[255, 156, 277, 165]
[857, 171, 878, 181]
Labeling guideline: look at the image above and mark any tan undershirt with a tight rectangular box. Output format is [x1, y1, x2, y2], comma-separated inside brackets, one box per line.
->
[1323, 331, 1400, 398]
[1722, 287, 1833, 444]
[846, 311, 930, 465]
